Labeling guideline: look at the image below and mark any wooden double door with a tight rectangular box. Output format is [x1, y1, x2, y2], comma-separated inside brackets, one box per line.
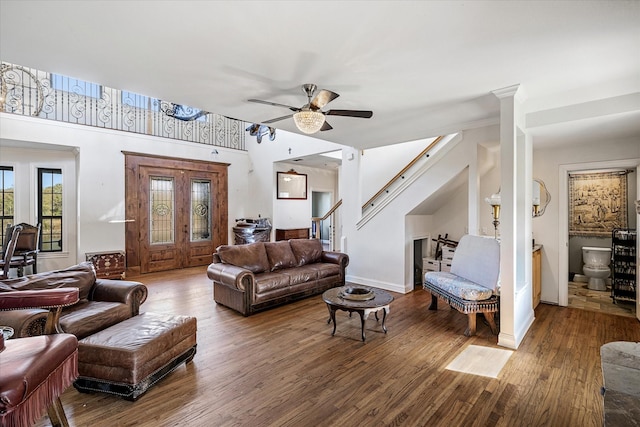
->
[125, 153, 228, 274]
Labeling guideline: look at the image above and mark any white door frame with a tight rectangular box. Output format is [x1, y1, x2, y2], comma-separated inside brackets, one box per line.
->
[558, 158, 640, 310]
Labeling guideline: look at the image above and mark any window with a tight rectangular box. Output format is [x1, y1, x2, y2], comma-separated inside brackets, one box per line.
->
[51, 74, 102, 99]
[0, 166, 15, 245]
[38, 168, 63, 252]
[121, 91, 160, 111]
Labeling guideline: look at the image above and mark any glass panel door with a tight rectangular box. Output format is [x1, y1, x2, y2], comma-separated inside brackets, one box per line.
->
[190, 179, 211, 241]
[150, 177, 175, 244]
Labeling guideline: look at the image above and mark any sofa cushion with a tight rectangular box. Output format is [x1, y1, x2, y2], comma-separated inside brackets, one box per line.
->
[304, 263, 341, 279]
[60, 300, 132, 340]
[289, 239, 323, 266]
[283, 265, 319, 285]
[264, 241, 297, 271]
[254, 272, 291, 295]
[0, 261, 97, 301]
[217, 243, 270, 274]
[424, 271, 494, 301]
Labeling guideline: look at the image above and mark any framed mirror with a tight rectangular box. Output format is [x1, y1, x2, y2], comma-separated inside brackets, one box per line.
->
[533, 178, 551, 217]
[277, 170, 307, 200]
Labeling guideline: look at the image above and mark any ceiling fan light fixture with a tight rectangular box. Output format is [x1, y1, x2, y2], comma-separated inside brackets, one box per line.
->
[293, 110, 325, 134]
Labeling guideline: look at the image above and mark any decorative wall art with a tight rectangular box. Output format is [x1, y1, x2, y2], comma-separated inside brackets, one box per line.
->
[569, 171, 627, 236]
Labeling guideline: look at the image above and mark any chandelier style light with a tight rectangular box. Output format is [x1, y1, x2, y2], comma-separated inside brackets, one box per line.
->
[293, 109, 325, 134]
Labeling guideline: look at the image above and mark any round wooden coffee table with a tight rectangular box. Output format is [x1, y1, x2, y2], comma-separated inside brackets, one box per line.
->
[322, 286, 393, 342]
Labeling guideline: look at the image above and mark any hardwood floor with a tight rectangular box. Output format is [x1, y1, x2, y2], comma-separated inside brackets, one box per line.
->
[38, 266, 640, 427]
[568, 280, 636, 318]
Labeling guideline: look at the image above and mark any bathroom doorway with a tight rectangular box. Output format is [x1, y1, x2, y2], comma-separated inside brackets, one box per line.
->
[559, 161, 639, 319]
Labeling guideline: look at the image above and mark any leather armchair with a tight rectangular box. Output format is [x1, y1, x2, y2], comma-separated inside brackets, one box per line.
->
[0, 262, 148, 339]
[0, 288, 80, 427]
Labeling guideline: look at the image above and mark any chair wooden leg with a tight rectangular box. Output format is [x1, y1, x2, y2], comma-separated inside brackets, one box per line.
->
[428, 294, 438, 310]
[47, 397, 70, 427]
[464, 313, 477, 337]
[484, 312, 498, 335]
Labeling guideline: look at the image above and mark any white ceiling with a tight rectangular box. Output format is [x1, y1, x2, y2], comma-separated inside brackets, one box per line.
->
[1, 1, 639, 150]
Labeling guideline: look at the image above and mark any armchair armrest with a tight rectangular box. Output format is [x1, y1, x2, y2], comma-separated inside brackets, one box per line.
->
[0, 288, 79, 310]
[91, 279, 148, 316]
[207, 263, 254, 292]
[0, 288, 79, 335]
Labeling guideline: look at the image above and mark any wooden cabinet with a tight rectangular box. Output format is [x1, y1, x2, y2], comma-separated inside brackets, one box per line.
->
[532, 246, 542, 309]
[86, 251, 126, 279]
[275, 228, 310, 241]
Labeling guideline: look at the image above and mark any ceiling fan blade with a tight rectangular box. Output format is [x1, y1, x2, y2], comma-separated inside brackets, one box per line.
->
[325, 109, 373, 118]
[311, 90, 339, 110]
[262, 114, 293, 124]
[320, 121, 333, 132]
[248, 99, 300, 112]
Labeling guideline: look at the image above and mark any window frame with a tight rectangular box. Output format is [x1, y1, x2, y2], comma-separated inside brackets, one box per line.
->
[0, 166, 15, 246]
[37, 167, 63, 252]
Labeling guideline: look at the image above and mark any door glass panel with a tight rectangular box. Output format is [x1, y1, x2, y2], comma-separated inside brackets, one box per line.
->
[150, 177, 174, 244]
[191, 179, 211, 241]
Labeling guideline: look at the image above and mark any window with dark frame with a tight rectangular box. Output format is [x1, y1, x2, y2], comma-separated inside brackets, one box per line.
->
[38, 168, 63, 252]
[0, 166, 15, 246]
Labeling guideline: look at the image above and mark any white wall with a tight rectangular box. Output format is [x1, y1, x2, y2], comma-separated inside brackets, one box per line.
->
[272, 162, 338, 234]
[0, 146, 78, 271]
[533, 136, 640, 304]
[360, 137, 436, 203]
[0, 113, 251, 271]
[342, 131, 492, 293]
[244, 129, 343, 225]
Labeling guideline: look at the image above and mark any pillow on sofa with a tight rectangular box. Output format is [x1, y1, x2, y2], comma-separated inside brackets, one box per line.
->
[217, 242, 270, 274]
[0, 261, 97, 301]
[289, 239, 323, 266]
[264, 241, 297, 271]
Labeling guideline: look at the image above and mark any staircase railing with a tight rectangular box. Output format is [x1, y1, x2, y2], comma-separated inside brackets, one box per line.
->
[362, 136, 444, 212]
[312, 199, 342, 250]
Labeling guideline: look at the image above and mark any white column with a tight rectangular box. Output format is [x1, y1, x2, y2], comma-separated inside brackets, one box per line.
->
[468, 140, 480, 236]
[492, 84, 535, 349]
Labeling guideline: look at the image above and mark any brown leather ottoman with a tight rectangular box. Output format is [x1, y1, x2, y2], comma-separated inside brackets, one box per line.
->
[73, 312, 197, 401]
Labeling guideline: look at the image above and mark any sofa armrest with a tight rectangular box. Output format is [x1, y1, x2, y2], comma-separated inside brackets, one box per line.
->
[0, 308, 48, 337]
[322, 251, 349, 269]
[91, 279, 148, 316]
[207, 263, 254, 292]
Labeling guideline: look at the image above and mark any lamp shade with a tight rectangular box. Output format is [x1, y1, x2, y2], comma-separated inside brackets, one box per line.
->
[484, 191, 501, 206]
[293, 110, 325, 134]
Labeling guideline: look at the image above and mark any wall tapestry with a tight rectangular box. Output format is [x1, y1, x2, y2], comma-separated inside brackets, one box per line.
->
[569, 171, 627, 236]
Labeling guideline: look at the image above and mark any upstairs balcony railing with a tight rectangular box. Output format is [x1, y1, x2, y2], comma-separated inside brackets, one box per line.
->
[0, 62, 246, 150]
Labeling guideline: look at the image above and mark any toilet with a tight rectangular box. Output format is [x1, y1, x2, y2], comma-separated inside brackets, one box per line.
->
[582, 246, 611, 291]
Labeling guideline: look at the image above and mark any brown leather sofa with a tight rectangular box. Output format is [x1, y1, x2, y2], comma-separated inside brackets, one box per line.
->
[0, 261, 147, 338]
[207, 239, 349, 316]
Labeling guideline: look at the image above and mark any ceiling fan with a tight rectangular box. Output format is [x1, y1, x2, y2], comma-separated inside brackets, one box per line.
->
[248, 84, 373, 134]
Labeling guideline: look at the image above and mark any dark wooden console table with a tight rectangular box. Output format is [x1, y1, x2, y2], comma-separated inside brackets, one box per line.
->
[275, 228, 310, 241]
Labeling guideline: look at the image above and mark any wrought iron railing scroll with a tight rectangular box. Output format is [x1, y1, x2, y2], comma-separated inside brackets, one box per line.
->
[0, 62, 246, 150]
